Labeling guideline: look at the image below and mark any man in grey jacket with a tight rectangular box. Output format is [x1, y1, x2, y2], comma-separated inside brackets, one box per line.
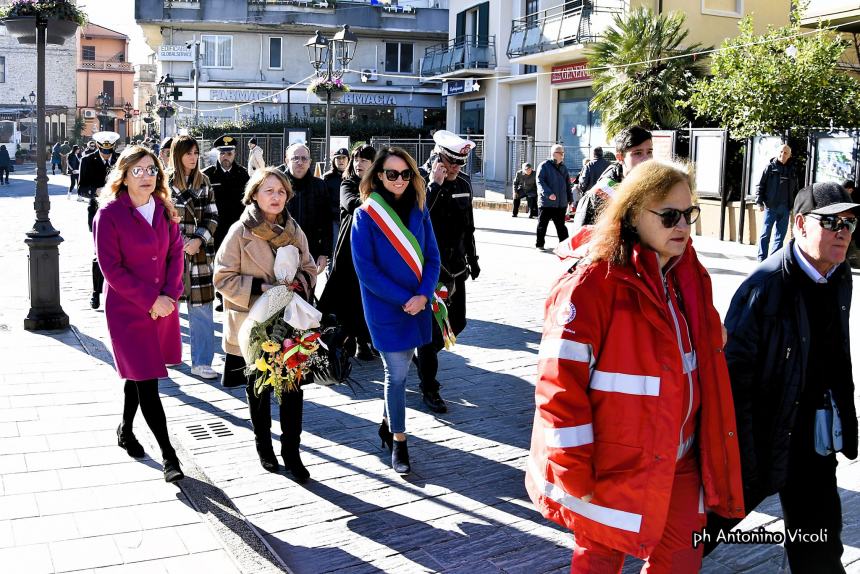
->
[535, 144, 572, 250]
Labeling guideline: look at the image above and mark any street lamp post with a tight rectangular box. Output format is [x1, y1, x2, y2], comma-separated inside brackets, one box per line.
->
[123, 101, 133, 141]
[24, 16, 68, 330]
[156, 75, 177, 137]
[143, 99, 155, 138]
[305, 25, 357, 163]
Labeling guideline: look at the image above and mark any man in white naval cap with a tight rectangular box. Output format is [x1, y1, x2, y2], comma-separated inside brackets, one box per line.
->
[79, 131, 120, 309]
[415, 130, 481, 414]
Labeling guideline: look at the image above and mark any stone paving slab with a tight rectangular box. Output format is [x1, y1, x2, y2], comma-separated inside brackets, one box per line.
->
[1, 172, 859, 572]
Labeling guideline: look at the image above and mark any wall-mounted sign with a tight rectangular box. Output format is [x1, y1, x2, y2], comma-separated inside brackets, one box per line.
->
[551, 61, 592, 84]
[209, 89, 278, 102]
[338, 93, 398, 106]
[158, 45, 194, 62]
[442, 79, 480, 97]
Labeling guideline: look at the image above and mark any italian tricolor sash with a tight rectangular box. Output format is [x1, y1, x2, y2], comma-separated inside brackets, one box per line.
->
[362, 192, 456, 348]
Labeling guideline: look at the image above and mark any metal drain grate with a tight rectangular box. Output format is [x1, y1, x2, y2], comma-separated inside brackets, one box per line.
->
[186, 421, 234, 440]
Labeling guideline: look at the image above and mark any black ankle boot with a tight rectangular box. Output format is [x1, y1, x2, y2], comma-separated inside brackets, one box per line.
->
[378, 419, 393, 452]
[257, 445, 279, 472]
[355, 341, 375, 361]
[282, 448, 310, 484]
[116, 423, 145, 458]
[391, 439, 410, 475]
[163, 458, 184, 483]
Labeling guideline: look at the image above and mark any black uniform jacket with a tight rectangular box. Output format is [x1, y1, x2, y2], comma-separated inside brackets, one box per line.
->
[277, 164, 333, 261]
[203, 162, 250, 250]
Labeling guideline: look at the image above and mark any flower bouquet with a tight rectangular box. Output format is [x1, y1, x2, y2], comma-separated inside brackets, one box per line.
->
[156, 102, 176, 119]
[239, 246, 351, 402]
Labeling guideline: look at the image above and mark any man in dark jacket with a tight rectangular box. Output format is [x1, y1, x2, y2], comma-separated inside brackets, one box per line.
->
[416, 130, 480, 414]
[512, 162, 536, 218]
[705, 182, 858, 572]
[572, 125, 653, 231]
[277, 143, 332, 274]
[576, 146, 610, 195]
[755, 144, 798, 261]
[79, 131, 120, 309]
[322, 147, 349, 272]
[203, 135, 249, 312]
[534, 144, 572, 249]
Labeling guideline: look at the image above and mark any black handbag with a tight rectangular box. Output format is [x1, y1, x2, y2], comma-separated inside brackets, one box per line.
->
[305, 314, 355, 387]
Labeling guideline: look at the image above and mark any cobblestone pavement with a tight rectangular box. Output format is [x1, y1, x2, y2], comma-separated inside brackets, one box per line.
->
[1, 170, 858, 573]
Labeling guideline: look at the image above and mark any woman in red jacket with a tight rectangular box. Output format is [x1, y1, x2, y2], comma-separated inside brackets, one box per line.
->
[526, 159, 744, 573]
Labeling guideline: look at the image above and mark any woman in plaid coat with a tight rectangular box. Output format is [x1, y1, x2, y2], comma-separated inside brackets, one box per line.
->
[168, 135, 219, 379]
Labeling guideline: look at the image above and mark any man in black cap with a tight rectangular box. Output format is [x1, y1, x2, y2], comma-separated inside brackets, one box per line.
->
[203, 135, 250, 312]
[79, 131, 120, 309]
[416, 130, 480, 414]
[158, 136, 172, 169]
[322, 147, 349, 273]
[705, 182, 858, 572]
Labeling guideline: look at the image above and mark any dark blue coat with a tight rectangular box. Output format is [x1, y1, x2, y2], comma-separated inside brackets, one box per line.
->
[351, 188, 441, 353]
[536, 159, 572, 208]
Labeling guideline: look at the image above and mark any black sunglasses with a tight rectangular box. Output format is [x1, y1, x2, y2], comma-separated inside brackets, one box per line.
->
[646, 206, 701, 228]
[382, 169, 413, 182]
[807, 214, 858, 234]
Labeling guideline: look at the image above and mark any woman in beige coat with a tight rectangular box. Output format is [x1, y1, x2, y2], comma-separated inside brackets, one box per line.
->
[213, 166, 317, 482]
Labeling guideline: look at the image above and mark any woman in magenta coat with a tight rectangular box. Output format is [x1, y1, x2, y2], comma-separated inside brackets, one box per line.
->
[92, 145, 185, 483]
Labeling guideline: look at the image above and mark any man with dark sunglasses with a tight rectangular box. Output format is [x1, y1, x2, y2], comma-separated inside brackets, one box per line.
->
[705, 182, 859, 572]
[415, 130, 480, 414]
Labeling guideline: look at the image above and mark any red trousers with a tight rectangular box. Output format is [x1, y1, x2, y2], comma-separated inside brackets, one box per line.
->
[570, 454, 706, 574]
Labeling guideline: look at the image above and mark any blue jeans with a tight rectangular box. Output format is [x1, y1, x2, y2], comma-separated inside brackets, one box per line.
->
[186, 301, 214, 367]
[758, 204, 790, 261]
[380, 349, 414, 434]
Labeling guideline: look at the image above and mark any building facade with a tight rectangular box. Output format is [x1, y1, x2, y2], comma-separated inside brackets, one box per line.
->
[135, 0, 450, 142]
[0, 3, 76, 153]
[76, 23, 136, 139]
[437, 0, 793, 189]
[133, 60, 158, 139]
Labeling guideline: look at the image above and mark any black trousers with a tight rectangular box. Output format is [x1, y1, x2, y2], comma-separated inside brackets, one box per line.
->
[415, 273, 467, 392]
[0, 166, 9, 184]
[120, 379, 177, 462]
[535, 207, 569, 248]
[705, 423, 845, 573]
[246, 379, 304, 456]
[526, 196, 538, 216]
[68, 173, 78, 194]
[513, 194, 524, 216]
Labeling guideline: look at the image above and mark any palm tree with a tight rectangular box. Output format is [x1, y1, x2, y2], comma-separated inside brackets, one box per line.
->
[587, 7, 709, 139]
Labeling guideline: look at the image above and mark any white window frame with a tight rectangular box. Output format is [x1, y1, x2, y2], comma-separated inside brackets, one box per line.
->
[701, 0, 743, 18]
[0, 56, 5, 83]
[384, 42, 414, 74]
[201, 34, 233, 69]
[268, 36, 282, 70]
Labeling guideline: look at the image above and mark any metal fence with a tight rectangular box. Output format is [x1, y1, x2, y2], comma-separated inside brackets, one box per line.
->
[505, 136, 591, 187]
[197, 132, 486, 183]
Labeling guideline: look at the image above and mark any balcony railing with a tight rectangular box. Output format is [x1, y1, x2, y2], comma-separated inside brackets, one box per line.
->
[421, 35, 496, 77]
[507, 0, 625, 59]
[80, 60, 134, 71]
[248, 0, 333, 7]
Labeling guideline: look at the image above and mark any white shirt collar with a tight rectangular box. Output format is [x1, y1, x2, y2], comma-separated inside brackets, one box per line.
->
[218, 162, 232, 174]
[792, 241, 838, 284]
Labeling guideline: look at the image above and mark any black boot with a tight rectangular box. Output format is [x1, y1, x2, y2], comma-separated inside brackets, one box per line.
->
[163, 458, 184, 482]
[280, 388, 309, 483]
[415, 346, 447, 414]
[392, 439, 410, 475]
[91, 259, 104, 309]
[378, 419, 393, 452]
[90, 291, 100, 309]
[116, 423, 145, 458]
[421, 388, 448, 414]
[246, 384, 278, 472]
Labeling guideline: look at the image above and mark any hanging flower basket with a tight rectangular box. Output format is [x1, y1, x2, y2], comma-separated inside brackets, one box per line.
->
[156, 104, 176, 119]
[307, 78, 349, 103]
[142, 115, 155, 125]
[1, 0, 86, 45]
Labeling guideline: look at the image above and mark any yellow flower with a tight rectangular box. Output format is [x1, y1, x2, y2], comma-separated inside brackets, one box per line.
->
[255, 357, 270, 372]
[261, 340, 280, 353]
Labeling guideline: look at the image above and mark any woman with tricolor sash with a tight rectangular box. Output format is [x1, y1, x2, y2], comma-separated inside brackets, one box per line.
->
[351, 147, 441, 475]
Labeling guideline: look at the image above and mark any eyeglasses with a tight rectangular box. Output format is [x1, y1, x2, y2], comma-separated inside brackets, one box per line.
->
[383, 169, 413, 182]
[129, 165, 159, 178]
[808, 214, 858, 234]
[647, 206, 701, 228]
[290, 156, 310, 163]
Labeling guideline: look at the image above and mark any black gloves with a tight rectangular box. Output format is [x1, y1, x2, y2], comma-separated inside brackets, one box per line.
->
[468, 257, 480, 280]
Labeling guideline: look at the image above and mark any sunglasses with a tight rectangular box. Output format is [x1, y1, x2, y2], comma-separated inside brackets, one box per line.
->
[439, 155, 466, 166]
[129, 165, 159, 178]
[290, 156, 310, 163]
[808, 214, 858, 234]
[383, 169, 413, 182]
[647, 206, 701, 228]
